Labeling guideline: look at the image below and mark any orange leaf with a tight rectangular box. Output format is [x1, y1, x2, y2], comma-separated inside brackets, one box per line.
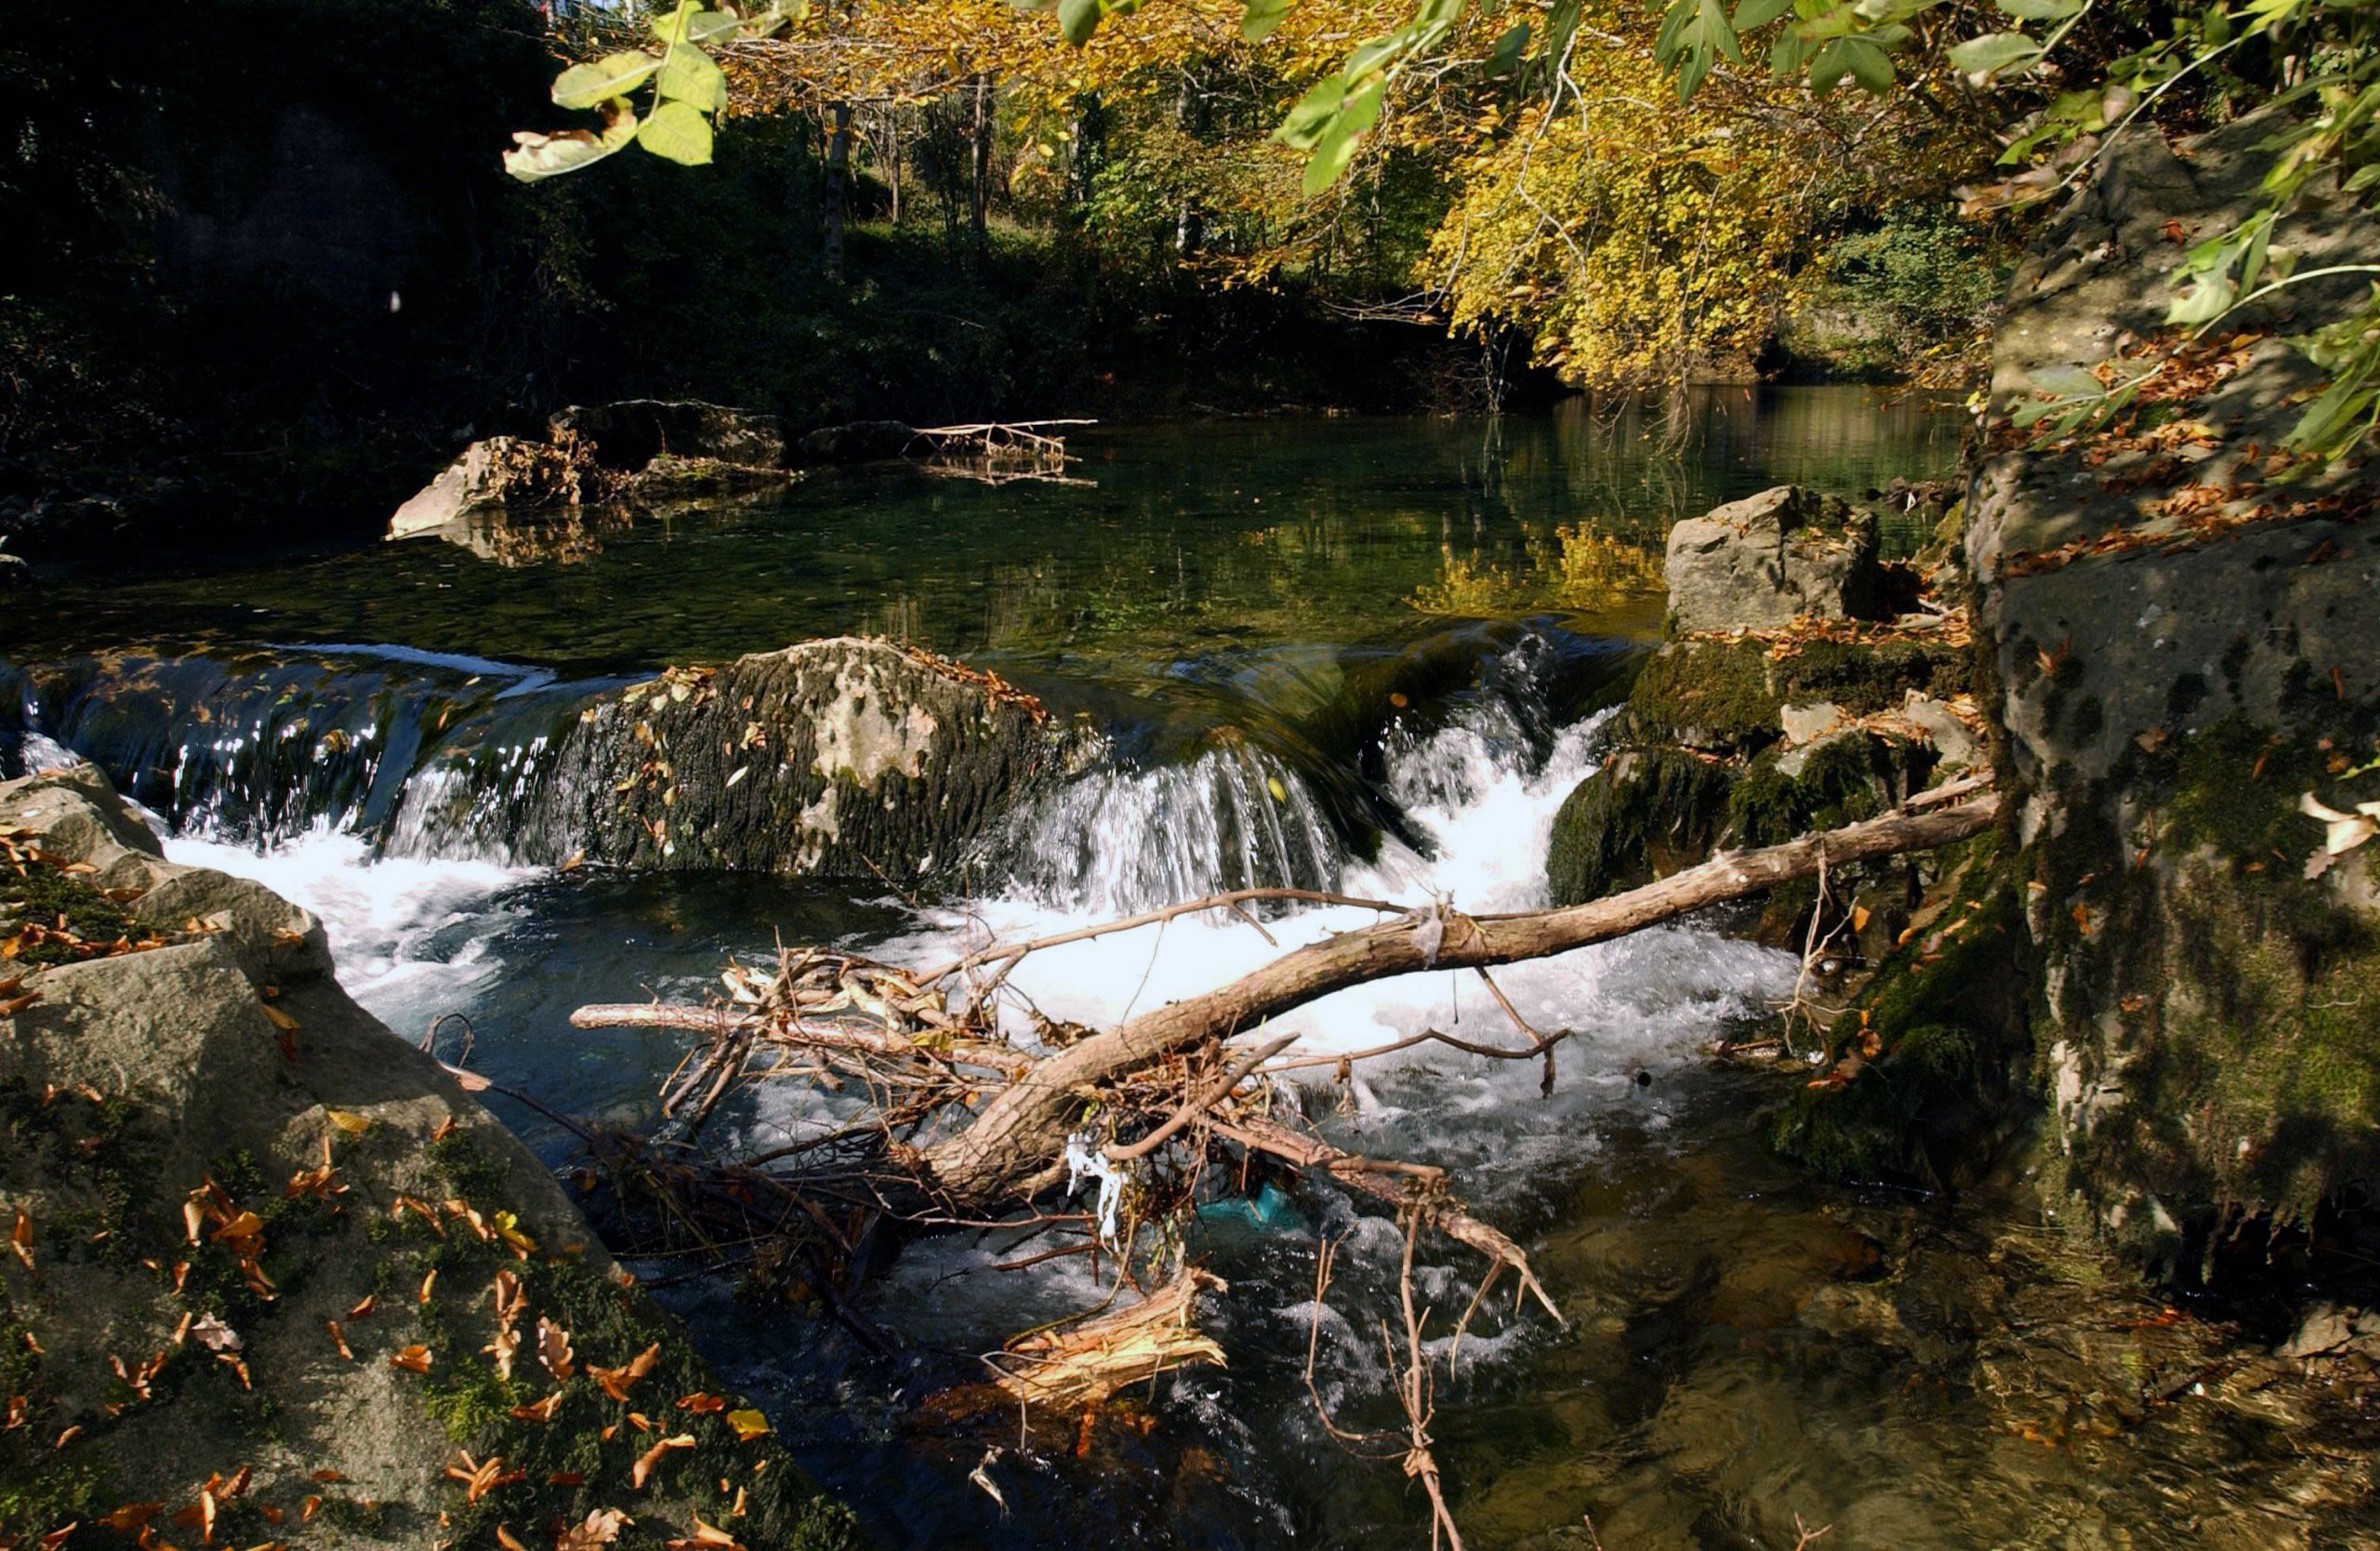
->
[390, 1345, 432, 1375]
[510, 1392, 563, 1425]
[630, 1434, 695, 1490]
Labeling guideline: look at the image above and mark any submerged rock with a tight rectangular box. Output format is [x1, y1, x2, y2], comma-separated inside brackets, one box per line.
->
[1664, 484, 1885, 632]
[388, 434, 591, 538]
[388, 399, 801, 544]
[549, 398, 788, 471]
[0, 764, 858, 1547]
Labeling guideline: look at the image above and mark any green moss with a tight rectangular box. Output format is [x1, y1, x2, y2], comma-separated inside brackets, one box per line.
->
[1771, 851, 2030, 1186]
[1771, 638, 1972, 717]
[406, 1232, 855, 1550]
[1627, 641, 1778, 749]
[1546, 749, 1735, 906]
[0, 857, 139, 964]
[1726, 736, 1897, 850]
[428, 1132, 510, 1200]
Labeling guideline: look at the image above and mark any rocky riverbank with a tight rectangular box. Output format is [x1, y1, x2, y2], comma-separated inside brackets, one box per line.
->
[1557, 113, 2380, 1291]
[0, 765, 859, 1548]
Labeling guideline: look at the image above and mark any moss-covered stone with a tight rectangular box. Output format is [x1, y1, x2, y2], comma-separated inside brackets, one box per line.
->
[1769, 637, 1972, 719]
[1546, 749, 1735, 906]
[1770, 844, 2031, 1186]
[1626, 640, 1779, 752]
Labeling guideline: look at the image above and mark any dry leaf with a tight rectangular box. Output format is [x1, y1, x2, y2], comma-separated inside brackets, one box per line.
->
[630, 1434, 695, 1490]
[723, 1409, 771, 1440]
[260, 1001, 303, 1033]
[556, 1507, 631, 1549]
[675, 1393, 726, 1414]
[591, 1344, 661, 1403]
[509, 1392, 563, 1425]
[486, 1327, 522, 1380]
[189, 1314, 242, 1353]
[537, 1319, 576, 1381]
[390, 1345, 432, 1374]
[326, 1319, 353, 1361]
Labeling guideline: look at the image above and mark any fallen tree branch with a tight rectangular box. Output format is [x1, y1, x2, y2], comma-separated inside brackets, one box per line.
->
[921, 793, 2001, 1205]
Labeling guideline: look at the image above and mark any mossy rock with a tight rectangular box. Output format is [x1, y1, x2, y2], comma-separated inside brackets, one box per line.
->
[1770, 842, 2032, 1186]
[1546, 749, 1734, 906]
[1626, 640, 1779, 753]
[1769, 637, 1972, 719]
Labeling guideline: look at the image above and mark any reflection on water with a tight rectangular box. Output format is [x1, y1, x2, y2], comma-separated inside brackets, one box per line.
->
[0, 391, 1963, 682]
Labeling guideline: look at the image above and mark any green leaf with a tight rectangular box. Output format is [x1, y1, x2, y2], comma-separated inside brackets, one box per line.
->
[1807, 37, 1858, 93]
[1733, 0, 1793, 27]
[1843, 35, 1895, 92]
[1301, 77, 1382, 195]
[504, 111, 640, 182]
[652, 6, 741, 46]
[1996, 0, 2081, 17]
[1948, 31, 2041, 76]
[1342, 33, 1408, 82]
[1487, 20, 1531, 74]
[1540, 0, 1582, 65]
[657, 49, 727, 113]
[1058, 0, 1103, 46]
[638, 99, 716, 166]
[553, 52, 661, 111]
[2027, 364, 2105, 396]
[1274, 75, 1346, 150]
[1241, 0, 1295, 43]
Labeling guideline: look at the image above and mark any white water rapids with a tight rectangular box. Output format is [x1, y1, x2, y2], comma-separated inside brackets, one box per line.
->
[141, 685, 1794, 1089]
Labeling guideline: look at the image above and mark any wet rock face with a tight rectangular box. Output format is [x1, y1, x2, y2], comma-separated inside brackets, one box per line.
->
[405, 637, 1091, 878]
[1665, 485, 1885, 632]
[1967, 116, 2380, 1261]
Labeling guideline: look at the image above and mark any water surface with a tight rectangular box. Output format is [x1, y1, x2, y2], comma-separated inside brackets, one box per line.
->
[21, 393, 2356, 1549]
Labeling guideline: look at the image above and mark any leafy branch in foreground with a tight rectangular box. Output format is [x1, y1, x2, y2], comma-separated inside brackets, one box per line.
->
[504, 1, 797, 181]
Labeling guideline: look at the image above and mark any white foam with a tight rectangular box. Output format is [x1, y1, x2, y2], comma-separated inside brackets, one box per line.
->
[891, 699, 1792, 1083]
[162, 828, 537, 1030]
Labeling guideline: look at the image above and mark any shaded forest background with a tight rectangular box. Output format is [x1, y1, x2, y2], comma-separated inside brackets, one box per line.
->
[0, 0, 2004, 556]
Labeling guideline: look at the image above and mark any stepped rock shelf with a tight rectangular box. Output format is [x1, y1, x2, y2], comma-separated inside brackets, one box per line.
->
[0, 764, 859, 1547]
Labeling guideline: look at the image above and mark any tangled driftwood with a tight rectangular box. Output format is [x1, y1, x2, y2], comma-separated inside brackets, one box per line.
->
[543, 787, 1998, 1534]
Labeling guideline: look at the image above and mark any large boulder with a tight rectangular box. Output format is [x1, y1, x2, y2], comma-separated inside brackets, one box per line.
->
[1965, 114, 2380, 1265]
[400, 637, 1092, 877]
[0, 767, 858, 1548]
[387, 435, 591, 538]
[1665, 485, 1886, 633]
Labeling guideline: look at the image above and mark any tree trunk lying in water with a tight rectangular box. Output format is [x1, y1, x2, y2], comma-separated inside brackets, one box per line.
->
[913, 788, 2001, 1209]
[570, 788, 1999, 1266]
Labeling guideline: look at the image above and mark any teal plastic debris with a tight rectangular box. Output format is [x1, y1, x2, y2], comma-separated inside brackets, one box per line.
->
[1196, 1180, 1306, 1235]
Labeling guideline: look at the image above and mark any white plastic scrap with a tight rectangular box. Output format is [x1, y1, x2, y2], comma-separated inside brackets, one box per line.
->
[1064, 1132, 1128, 1248]
[1406, 895, 1450, 967]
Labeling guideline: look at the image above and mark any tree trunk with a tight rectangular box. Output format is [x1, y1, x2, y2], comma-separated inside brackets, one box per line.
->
[920, 793, 2001, 1204]
[969, 73, 992, 250]
[821, 100, 853, 281]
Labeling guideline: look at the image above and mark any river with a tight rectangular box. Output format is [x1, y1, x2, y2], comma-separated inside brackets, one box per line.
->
[8, 392, 2365, 1549]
